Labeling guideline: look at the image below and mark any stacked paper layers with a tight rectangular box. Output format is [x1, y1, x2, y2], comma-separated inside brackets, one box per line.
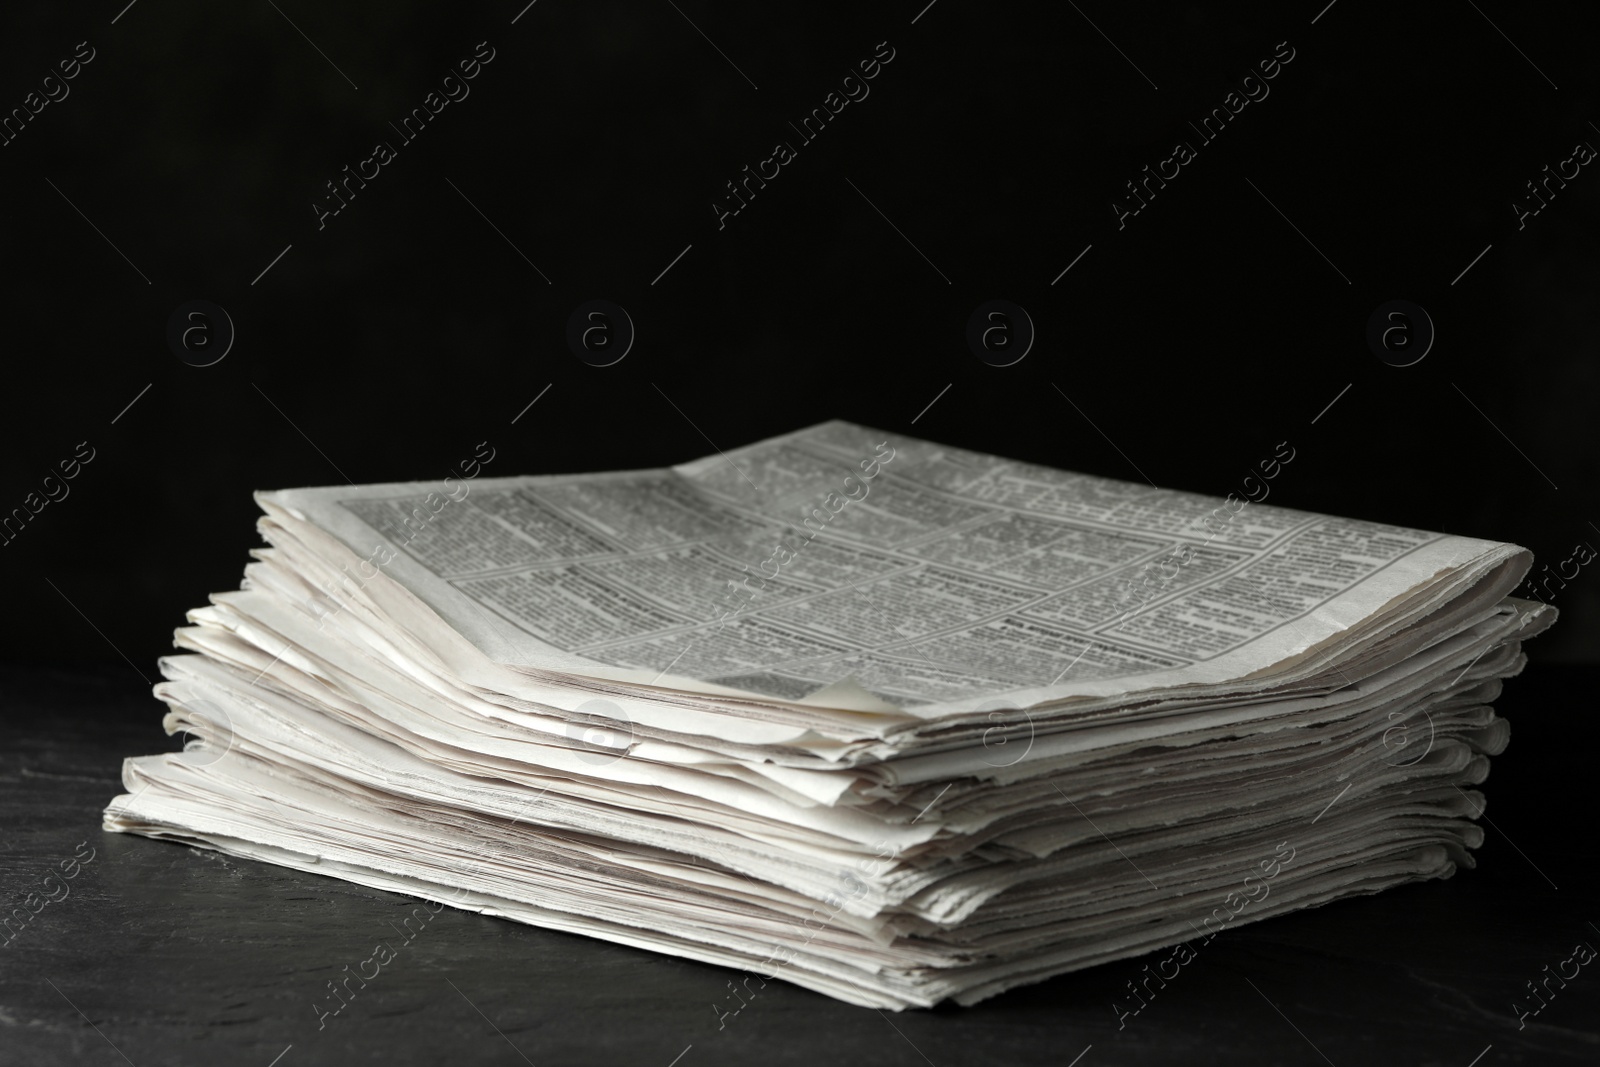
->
[105, 422, 1554, 1008]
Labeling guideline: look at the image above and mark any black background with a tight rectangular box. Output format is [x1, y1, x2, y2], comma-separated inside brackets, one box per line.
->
[3, 4, 1600, 1064]
[1, 1, 1597, 674]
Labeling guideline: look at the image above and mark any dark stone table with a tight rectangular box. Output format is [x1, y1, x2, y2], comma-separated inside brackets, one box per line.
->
[2, 662, 1596, 1066]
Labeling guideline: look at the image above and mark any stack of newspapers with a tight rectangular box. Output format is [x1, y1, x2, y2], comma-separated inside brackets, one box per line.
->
[105, 421, 1553, 1008]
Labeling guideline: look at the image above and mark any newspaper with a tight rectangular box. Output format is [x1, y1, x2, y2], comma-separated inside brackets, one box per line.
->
[103, 420, 1554, 1010]
[260, 420, 1527, 715]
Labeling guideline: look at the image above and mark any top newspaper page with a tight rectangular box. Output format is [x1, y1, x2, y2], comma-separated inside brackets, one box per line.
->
[258, 420, 1527, 716]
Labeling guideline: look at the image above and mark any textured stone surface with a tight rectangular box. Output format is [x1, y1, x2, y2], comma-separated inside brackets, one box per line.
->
[1, 663, 1596, 1066]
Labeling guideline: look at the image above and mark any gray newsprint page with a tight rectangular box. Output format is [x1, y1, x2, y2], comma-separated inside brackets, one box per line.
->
[262, 420, 1524, 716]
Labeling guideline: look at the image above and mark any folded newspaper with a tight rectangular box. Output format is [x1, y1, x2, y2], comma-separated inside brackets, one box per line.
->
[104, 420, 1554, 1009]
